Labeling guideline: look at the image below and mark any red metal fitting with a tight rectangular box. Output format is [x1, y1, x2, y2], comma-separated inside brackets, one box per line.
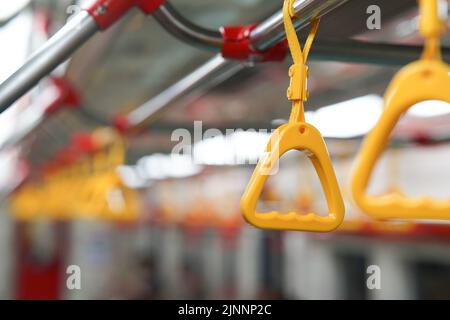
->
[45, 77, 81, 115]
[137, 0, 166, 14]
[42, 163, 57, 176]
[87, 0, 166, 30]
[220, 24, 288, 62]
[55, 147, 79, 166]
[412, 131, 432, 146]
[72, 132, 99, 154]
[113, 113, 131, 133]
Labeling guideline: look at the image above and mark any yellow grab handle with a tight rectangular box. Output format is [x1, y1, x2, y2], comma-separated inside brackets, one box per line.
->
[241, 122, 345, 231]
[351, 59, 450, 220]
[352, 0, 450, 220]
[240, 0, 344, 231]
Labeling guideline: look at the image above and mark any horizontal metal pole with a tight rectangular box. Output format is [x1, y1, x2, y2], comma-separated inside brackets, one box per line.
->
[127, 0, 349, 128]
[250, 0, 347, 51]
[0, 11, 99, 113]
[0, 83, 66, 151]
[127, 56, 243, 128]
[132, 0, 450, 130]
[153, 3, 223, 51]
[155, 1, 450, 65]
[310, 39, 450, 65]
[154, 0, 349, 52]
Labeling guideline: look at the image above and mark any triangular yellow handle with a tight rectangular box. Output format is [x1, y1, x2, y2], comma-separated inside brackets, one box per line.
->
[240, 0, 344, 231]
[241, 122, 345, 231]
[351, 59, 450, 220]
[351, 0, 450, 220]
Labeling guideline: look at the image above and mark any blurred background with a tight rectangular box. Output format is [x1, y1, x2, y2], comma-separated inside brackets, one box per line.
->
[0, 0, 450, 299]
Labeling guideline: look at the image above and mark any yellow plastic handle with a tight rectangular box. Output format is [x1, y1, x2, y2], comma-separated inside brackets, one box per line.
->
[419, 0, 447, 39]
[240, 0, 344, 231]
[241, 122, 345, 231]
[351, 59, 450, 220]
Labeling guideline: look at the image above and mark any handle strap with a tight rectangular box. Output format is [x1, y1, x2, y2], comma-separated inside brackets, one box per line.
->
[283, 0, 320, 123]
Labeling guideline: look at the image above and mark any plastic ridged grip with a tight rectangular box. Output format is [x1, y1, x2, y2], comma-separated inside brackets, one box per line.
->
[241, 122, 345, 232]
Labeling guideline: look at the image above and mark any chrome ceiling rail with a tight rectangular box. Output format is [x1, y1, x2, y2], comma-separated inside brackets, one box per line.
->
[311, 39, 450, 65]
[250, 0, 450, 62]
[152, 2, 223, 51]
[155, 1, 450, 65]
[250, 0, 346, 52]
[154, 0, 348, 53]
[0, 11, 99, 113]
[124, 0, 349, 128]
[0, 99, 47, 151]
[0, 0, 170, 114]
[126, 56, 243, 128]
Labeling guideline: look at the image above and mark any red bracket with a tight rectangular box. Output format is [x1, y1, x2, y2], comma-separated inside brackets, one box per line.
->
[43, 132, 99, 175]
[220, 24, 288, 62]
[412, 131, 433, 146]
[72, 132, 100, 155]
[138, 0, 166, 14]
[45, 77, 81, 115]
[113, 113, 132, 133]
[87, 0, 166, 30]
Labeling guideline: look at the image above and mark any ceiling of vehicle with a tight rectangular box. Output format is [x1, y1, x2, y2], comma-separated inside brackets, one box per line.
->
[5, 0, 450, 167]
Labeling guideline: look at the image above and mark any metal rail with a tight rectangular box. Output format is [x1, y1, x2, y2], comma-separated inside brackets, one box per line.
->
[126, 56, 243, 128]
[152, 3, 222, 51]
[0, 11, 98, 112]
[0, 0, 168, 113]
[154, 2, 450, 64]
[122, 0, 350, 129]
[2, 0, 449, 135]
[126, 0, 450, 129]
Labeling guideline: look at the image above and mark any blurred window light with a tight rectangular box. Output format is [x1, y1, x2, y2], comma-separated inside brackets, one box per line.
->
[0, 9, 32, 194]
[191, 96, 384, 165]
[0, 4, 33, 151]
[407, 100, 450, 118]
[0, 0, 30, 22]
[0, 9, 32, 82]
[117, 165, 151, 189]
[438, 0, 448, 20]
[306, 94, 384, 138]
[395, 16, 419, 37]
[193, 130, 271, 166]
[0, 148, 25, 195]
[137, 154, 202, 181]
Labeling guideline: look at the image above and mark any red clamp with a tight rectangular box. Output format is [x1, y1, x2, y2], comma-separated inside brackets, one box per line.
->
[220, 24, 288, 62]
[138, 0, 166, 14]
[87, 0, 166, 30]
[72, 132, 99, 155]
[113, 113, 131, 133]
[412, 131, 433, 146]
[55, 147, 79, 166]
[45, 132, 99, 173]
[45, 77, 81, 115]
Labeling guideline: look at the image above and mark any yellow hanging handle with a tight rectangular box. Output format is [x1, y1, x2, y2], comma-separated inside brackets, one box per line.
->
[351, 0, 450, 220]
[240, 0, 345, 232]
[10, 128, 139, 222]
[419, 0, 447, 60]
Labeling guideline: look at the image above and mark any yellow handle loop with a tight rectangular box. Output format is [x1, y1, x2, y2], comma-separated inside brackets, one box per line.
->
[11, 127, 137, 222]
[283, 0, 320, 123]
[240, 0, 345, 232]
[351, 0, 450, 220]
